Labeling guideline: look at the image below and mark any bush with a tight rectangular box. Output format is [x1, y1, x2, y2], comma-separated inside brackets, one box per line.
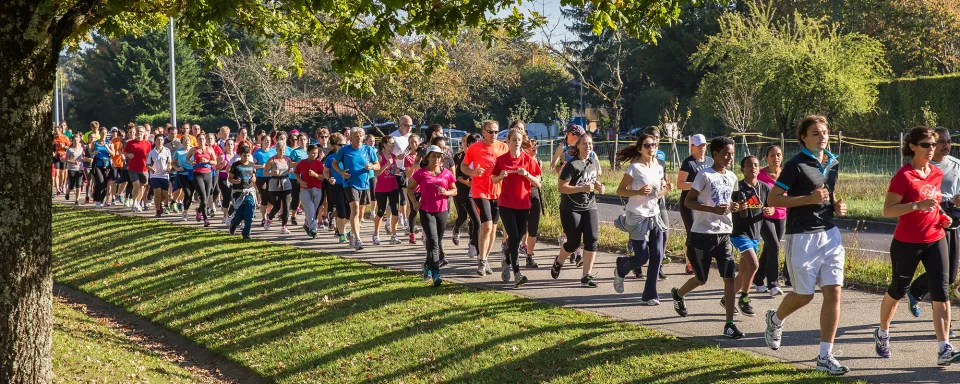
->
[134, 112, 237, 133]
[838, 73, 960, 135]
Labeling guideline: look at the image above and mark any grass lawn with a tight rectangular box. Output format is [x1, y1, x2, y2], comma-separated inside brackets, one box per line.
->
[54, 299, 203, 383]
[52, 205, 851, 383]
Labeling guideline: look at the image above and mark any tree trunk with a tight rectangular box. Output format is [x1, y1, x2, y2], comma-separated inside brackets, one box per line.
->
[1, 3, 64, 382]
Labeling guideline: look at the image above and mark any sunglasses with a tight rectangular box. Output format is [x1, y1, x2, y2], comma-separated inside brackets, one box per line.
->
[938, 140, 952, 145]
[915, 142, 935, 149]
[485, 130, 498, 134]
[319, 136, 329, 139]
[643, 143, 658, 149]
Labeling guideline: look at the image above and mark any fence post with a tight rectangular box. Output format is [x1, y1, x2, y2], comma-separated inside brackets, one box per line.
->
[837, 131, 842, 160]
[779, 132, 784, 151]
[549, 138, 554, 169]
[899, 132, 904, 166]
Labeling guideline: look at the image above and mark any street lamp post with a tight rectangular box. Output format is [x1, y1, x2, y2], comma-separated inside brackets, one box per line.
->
[168, 16, 177, 128]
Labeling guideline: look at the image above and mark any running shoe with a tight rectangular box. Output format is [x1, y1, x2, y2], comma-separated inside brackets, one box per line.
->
[163, 206, 170, 215]
[514, 272, 528, 288]
[260, 218, 266, 229]
[658, 269, 667, 280]
[580, 274, 597, 288]
[874, 328, 891, 358]
[347, 231, 355, 247]
[431, 269, 442, 287]
[633, 268, 644, 279]
[550, 258, 563, 279]
[84, 197, 90, 204]
[125, 199, 132, 208]
[439, 258, 449, 267]
[483, 261, 494, 275]
[738, 294, 755, 316]
[937, 343, 960, 366]
[264, 219, 272, 231]
[770, 286, 784, 297]
[476, 261, 486, 276]
[423, 264, 432, 282]
[452, 230, 460, 246]
[156, 209, 162, 218]
[338, 234, 347, 244]
[719, 296, 740, 315]
[816, 354, 850, 376]
[73, 199, 80, 205]
[685, 263, 694, 275]
[372, 234, 381, 246]
[309, 229, 318, 239]
[409, 233, 416, 244]
[754, 284, 769, 294]
[764, 309, 782, 350]
[382, 224, 390, 235]
[204, 219, 210, 227]
[229, 225, 237, 236]
[297, 207, 303, 216]
[104, 202, 111, 207]
[390, 234, 401, 244]
[574, 251, 583, 267]
[724, 322, 744, 339]
[501, 259, 511, 282]
[355, 239, 364, 251]
[195, 210, 202, 222]
[291, 217, 298, 226]
[177, 203, 184, 212]
[907, 292, 921, 318]
[467, 245, 478, 258]
[96, 202, 102, 208]
[612, 259, 626, 294]
[672, 288, 687, 317]
[181, 213, 188, 222]
[639, 298, 660, 306]
[525, 256, 538, 268]
[280, 226, 290, 234]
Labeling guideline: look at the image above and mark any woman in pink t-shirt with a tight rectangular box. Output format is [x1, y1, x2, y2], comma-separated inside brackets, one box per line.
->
[408, 145, 457, 286]
[754, 145, 789, 295]
[373, 136, 403, 245]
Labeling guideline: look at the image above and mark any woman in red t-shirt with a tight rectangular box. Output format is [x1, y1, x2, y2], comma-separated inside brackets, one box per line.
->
[491, 128, 541, 288]
[877, 127, 958, 363]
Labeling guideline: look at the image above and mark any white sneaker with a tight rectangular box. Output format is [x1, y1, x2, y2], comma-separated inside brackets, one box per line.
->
[390, 234, 401, 244]
[754, 284, 769, 293]
[639, 298, 660, 306]
[937, 343, 960, 366]
[95, 202, 102, 208]
[181, 213, 188, 221]
[280, 226, 290, 234]
[815, 354, 850, 376]
[764, 309, 783, 350]
[372, 235, 381, 246]
[467, 245, 478, 258]
[770, 286, 784, 297]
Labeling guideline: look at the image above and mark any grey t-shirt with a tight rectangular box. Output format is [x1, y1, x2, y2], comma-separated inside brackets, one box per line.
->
[66, 147, 84, 171]
[933, 156, 960, 201]
[559, 157, 600, 211]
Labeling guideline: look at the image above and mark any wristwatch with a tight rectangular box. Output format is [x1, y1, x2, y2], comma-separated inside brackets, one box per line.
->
[912, 202, 919, 211]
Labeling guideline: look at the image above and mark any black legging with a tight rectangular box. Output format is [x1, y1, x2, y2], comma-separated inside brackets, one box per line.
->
[409, 192, 422, 231]
[290, 180, 301, 215]
[454, 193, 480, 249]
[500, 207, 529, 274]
[376, 189, 400, 217]
[911, 227, 960, 300]
[559, 209, 599, 253]
[889, 238, 949, 302]
[93, 165, 111, 203]
[218, 176, 233, 211]
[269, 189, 292, 226]
[755, 218, 787, 288]
[422, 210, 449, 270]
[177, 174, 194, 210]
[328, 184, 350, 220]
[527, 192, 542, 238]
[193, 172, 213, 220]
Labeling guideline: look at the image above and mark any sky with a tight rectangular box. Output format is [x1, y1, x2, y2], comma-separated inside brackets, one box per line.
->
[493, 0, 572, 44]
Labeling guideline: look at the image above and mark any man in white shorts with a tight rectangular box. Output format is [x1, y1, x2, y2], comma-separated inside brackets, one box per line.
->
[765, 114, 849, 376]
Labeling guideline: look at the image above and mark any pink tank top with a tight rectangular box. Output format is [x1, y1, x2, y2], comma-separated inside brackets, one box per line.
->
[758, 168, 787, 220]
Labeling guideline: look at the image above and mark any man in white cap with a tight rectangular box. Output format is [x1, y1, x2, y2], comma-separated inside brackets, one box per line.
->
[390, 115, 414, 229]
[676, 133, 714, 275]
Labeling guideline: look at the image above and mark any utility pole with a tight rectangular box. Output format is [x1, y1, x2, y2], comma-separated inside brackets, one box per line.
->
[168, 16, 178, 128]
[53, 69, 60, 126]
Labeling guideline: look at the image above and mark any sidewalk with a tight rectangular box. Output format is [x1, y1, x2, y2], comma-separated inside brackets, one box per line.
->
[57, 201, 960, 383]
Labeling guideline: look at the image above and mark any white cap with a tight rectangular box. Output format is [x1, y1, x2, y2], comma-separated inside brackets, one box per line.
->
[424, 145, 444, 156]
[690, 134, 707, 146]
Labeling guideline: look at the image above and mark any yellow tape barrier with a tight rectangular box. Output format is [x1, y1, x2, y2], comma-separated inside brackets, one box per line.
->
[839, 139, 900, 149]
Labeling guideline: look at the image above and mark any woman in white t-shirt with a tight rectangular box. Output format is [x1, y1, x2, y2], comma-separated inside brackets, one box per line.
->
[612, 133, 669, 305]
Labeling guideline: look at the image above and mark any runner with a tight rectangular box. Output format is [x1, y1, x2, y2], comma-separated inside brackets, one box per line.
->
[172, 135, 195, 219]
[549, 134, 605, 288]
[908, 127, 960, 324]
[333, 127, 379, 250]
[764, 115, 850, 376]
[253, 135, 277, 224]
[264, 137, 293, 234]
[188, 134, 218, 226]
[146, 135, 172, 217]
[64, 136, 88, 205]
[314, 127, 332, 229]
[676, 133, 713, 275]
[492, 128, 541, 288]
[754, 145, 789, 294]
[123, 126, 152, 212]
[110, 129, 128, 206]
[520, 137, 542, 268]
[363, 133, 378, 222]
[612, 133, 667, 304]
[218, 139, 237, 223]
[373, 136, 403, 245]
[228, 144, 257, 239]
[730, 155, 770, 316]
[206, 132, 223, 218]
[408, 145, 458, 287]
[90, 126, 115, 208]
[453, 133, 481, 258]
[631, 126, 671, 281]
[403, 135, 423, 243]
[53, 124, 70, 195]
[549, 123, 597, 266]
[874, 127, 960, 365]
[461, 120, 509, 275]
[670, 136, 745, 340]
[323, 133, 350, 242]
[391, 116, 414, 230]
[288, 133, 309, 227]
[294, 144, 325, 238]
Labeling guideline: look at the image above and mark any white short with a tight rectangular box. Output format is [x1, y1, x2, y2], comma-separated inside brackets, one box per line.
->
[784, 226, 845, 295]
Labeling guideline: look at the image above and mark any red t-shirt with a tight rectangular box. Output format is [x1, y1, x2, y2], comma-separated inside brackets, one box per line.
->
[492, 152, 542, 210]
[294, 158, 325, 189]
[124, 139, 152, 173]
[463, 140, 508, 200]
[889, 163, 945, 243]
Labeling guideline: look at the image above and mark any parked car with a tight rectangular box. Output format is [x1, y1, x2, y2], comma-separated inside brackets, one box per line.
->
[619, 126, 658, 142]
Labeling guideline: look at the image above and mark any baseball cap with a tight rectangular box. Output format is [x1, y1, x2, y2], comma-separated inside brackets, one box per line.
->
[565, 124, 586, 137]
[690, 134, 707, 146]
[424, 145, 443, 156]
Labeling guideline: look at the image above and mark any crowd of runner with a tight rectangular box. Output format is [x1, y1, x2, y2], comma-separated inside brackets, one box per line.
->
[51, 114, 960, 374]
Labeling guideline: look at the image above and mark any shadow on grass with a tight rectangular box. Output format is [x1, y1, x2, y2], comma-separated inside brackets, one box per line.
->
[53, 206, 847, 383]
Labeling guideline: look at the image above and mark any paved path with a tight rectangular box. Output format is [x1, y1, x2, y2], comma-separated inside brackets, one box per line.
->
[57, 201, 960, 383]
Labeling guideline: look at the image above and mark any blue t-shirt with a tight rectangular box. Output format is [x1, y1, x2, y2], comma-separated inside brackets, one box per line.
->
[93, 142, 112, 167]
[174, 148, 193, 175]
[287, 147, 307, 180]
[334, 144, 378, 190]
[324, 154, 343, 185]
[253, 147, 277, 177]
